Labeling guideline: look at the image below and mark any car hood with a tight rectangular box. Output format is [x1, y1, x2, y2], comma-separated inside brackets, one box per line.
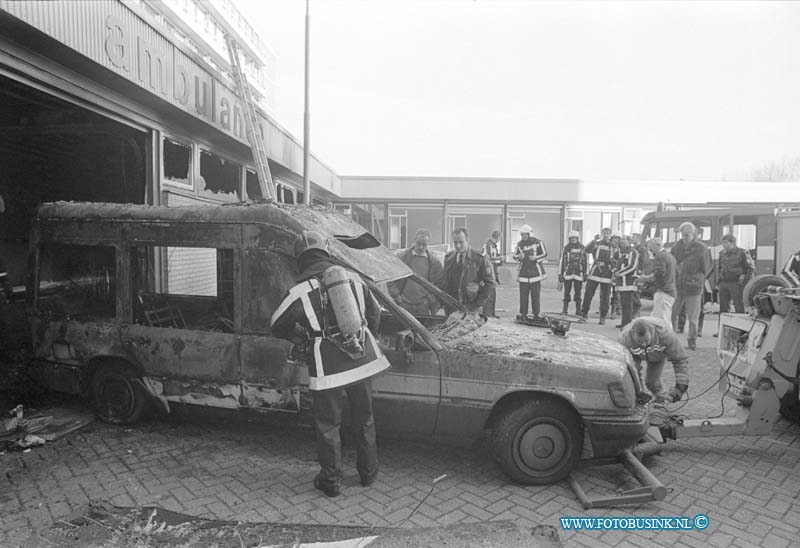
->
[440, 316, 630, 376]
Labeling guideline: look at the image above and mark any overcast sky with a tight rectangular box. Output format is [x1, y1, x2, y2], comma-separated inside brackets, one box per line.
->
[236, 0, 800, 181]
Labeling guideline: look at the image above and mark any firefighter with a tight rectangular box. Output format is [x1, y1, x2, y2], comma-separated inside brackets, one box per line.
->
[782, 249, 800, 286]
[613, 236, 640, 329]
[620, 317, 689, 403]
[514, 225, 547, 319]
[558, 230, 586, 315]
[580, 228, 619, 325]
[271, 231, 390, 498]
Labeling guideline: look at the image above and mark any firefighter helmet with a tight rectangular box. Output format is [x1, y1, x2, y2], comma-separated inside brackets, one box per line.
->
[611, 231, 622, 240]
[568, 230, 580, 240]
[295, 230, 329, 257]
[519, 224, 533, 235]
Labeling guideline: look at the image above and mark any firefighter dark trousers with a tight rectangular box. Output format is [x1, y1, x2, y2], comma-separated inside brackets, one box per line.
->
[619, 291, 634, 328]
[519, 281, 541, 317]
[312, 380, 379, 488]
[562, 280, 583, 306]
[581, 280, 611, 318]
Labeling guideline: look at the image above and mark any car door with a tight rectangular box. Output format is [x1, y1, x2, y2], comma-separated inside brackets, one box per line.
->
[120, 228, 243, 407]
[369, 299, 442, 438]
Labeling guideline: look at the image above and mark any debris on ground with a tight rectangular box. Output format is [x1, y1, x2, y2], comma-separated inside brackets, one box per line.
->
[36, 503, 563, 547]
[0, 405, 94, 452]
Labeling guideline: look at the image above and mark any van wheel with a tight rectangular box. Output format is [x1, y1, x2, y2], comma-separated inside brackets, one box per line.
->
[492, 398, 583, 485]
[742, 274, 789, 308]
[91, 362, 147, 425]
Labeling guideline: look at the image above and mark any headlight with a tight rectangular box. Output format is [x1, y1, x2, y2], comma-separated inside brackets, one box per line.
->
[608, 381, 635, 409]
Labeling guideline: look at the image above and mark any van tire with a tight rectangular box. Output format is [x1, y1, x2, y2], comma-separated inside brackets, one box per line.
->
[491, 397, 583, 485]
[742, 274, 789, 308]
[91, 361, 147, 425]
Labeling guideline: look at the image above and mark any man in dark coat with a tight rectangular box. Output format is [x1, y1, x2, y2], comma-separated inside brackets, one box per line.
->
[438, 227, 496, 314]
[670, 222, 712, 350]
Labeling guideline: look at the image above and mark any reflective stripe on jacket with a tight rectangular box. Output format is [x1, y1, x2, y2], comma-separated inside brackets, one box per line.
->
[514, 237, 548, 283]
[271, 274, 390, 391]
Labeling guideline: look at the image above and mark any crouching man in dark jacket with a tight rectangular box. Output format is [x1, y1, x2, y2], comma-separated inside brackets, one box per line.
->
[271, 231, 390, 498]
[620, 317, 689, 403]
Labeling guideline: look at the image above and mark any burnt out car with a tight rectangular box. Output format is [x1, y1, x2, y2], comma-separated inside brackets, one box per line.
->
[27, 201, 649, 485]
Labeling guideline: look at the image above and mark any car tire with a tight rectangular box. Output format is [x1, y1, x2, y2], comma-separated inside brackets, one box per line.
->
[491, 397, 583, 485]
[91, 361, 147, 425]
[742, 274, 789, 308]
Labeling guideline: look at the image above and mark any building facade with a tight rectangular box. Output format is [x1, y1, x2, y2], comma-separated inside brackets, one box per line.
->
[336, 177, 800, 266]
[0, 0, 338, 285]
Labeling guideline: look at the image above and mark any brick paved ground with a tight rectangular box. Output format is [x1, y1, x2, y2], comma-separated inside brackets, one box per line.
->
[2, 283, 799, 547]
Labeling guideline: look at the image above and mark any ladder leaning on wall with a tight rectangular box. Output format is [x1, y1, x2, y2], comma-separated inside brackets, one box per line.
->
[224, 34, 276, 203]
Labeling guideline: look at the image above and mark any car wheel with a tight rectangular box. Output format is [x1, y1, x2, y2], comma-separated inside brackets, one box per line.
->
[91, 361, 147, 425]
[742, 274, 789, 308]
[492, 397, 583, 485]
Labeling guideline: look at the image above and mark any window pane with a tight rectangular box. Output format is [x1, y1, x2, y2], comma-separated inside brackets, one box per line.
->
[163, 138, 191, 186]
[200, 150, 241, 198]
[132, 246, 234, 332]
[38, 244, 116, 319]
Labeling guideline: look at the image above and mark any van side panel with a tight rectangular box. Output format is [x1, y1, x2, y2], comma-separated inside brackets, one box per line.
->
[121, 325, 240, 381]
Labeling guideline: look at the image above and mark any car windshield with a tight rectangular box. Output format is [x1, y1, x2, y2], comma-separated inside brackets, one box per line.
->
[375, 274, 486, 342]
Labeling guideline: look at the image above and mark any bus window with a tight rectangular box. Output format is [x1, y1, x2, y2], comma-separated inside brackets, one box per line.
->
[658, 221, 712, 247]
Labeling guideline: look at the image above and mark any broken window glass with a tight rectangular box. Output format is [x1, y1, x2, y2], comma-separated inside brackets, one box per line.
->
[37, 244, 116, 319]
[163, 138, 191, 186]
[131, 246, 234, 332]
[200, 150, 240, 198]
[246, 169, 263, 201]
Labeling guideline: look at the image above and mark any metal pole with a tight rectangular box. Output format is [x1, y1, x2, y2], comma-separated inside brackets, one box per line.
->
[303, 0, 311, 205]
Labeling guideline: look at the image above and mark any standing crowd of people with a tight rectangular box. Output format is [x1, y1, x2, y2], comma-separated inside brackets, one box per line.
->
[259, 221, 796, 496]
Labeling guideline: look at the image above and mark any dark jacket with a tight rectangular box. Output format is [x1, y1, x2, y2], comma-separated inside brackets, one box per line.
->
[585, 238, 618, 284]
[271, 253, 389, 391]
[619, 317, 689, 387]
[641, 248, 677, 298]
[718, 246, 753, 283]
[397, 248, 444, 286]
[395, 247, 444, 311]
[514, 236, 548, 282]
[559, 242, 587, 281]
[671, 239, 712, 296]
[613, 246, 639, 292]
[438, 248, 496, 309]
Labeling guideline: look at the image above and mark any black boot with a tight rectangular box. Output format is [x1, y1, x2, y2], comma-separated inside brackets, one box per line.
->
[562, 302, 569, 315]
[574, 300, 582, 316]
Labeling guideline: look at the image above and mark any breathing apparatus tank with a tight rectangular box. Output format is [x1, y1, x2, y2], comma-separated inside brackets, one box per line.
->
[321, 266, 366, 356]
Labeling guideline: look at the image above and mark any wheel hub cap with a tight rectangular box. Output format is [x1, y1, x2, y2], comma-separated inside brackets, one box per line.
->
[518, 423, 567, 472]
